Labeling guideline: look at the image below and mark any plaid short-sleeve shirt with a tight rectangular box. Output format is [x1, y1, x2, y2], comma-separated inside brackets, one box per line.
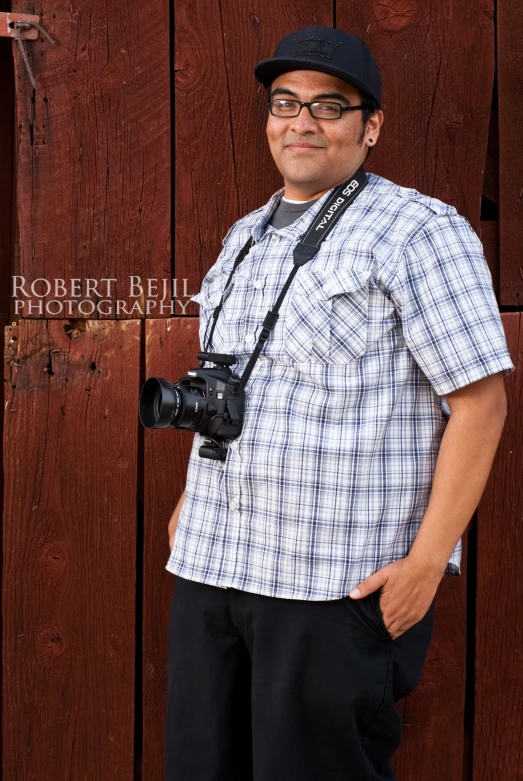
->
[166, 171, 515, 600]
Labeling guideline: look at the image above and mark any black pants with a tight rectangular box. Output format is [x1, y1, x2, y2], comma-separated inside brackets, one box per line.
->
[165, 575, 435, 781]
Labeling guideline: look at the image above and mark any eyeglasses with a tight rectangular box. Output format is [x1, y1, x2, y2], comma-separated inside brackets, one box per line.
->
[268, 98, 365, 120]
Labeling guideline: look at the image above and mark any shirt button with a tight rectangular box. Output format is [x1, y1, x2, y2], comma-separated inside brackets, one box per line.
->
[230, 441, 239, 451]
[253, 279, 263, 289]
[245, 333, 255, 344]
[229, 499, 239, 510]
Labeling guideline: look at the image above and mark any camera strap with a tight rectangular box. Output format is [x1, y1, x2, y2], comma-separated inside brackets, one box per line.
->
[203, 164, 369, 395]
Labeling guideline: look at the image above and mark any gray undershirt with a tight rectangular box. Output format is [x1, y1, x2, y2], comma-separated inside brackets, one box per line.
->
[268, 196, 318, 230]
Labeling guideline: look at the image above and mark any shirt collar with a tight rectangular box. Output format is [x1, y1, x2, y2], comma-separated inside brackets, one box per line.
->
[249, 174, 374, 244]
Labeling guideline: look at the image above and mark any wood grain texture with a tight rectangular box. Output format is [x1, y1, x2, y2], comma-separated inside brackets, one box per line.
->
[482, 97, 498, 207]
[2, 319, 140, 779]
[497, 0, 523, 305]
[174, 0, 332, 307]
[174, 0, 240, 317]
[474, 313, 522, 780]
[13, 0, 171, 318]
[141, 317, 200, 781]
[218, 0, 333, 215]
[336, 0, 495, 229]
[0, 314, 7, 768]
[0, 20, 14, 315]
[479, 221, 500, 299]
[392, 538, 468, 781]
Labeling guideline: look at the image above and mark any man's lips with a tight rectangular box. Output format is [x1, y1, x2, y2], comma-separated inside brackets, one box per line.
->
[285, 143, 325, 152]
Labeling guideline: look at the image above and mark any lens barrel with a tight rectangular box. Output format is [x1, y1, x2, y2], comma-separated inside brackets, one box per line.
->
[139, 377, 183, 429]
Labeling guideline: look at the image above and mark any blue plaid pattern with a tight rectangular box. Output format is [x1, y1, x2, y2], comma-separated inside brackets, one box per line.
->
[166, 172, 515, 600]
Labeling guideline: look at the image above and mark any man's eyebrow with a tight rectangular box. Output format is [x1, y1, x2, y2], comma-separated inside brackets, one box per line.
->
[313, 91, 352, 105]
[270, 87, 353, 105]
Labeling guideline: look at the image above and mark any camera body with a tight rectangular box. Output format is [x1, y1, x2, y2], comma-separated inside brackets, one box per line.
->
[138, 352, 245, 460]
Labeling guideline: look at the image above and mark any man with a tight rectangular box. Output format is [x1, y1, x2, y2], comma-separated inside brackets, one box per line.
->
[165, 25, 514, 781]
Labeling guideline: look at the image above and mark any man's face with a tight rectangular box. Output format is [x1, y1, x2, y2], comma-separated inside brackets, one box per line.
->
[266, 70, 380, 198]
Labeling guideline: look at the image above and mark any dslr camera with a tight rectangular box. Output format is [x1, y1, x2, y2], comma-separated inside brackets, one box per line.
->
[138, 352, 245, 461]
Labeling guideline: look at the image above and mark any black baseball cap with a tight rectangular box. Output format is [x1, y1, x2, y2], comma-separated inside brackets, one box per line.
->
[254, 26, 381, 109]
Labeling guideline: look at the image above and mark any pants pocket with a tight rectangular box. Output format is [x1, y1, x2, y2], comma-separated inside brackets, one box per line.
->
[375, 589, 436, 638]
[367, 590, 395, 643]
[372, 589, 396, 642]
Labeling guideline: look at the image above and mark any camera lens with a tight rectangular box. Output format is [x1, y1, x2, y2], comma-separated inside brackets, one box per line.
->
[139, 377, 205, 430]
[138, 377, 180, 428]
[175, 385, 206, 429]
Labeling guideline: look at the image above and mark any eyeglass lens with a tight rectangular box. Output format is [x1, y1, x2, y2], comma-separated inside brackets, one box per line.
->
[270, 99, 342, 119]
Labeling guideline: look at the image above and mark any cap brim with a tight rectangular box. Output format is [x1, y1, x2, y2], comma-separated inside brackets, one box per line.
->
[253, 58, 381, 109]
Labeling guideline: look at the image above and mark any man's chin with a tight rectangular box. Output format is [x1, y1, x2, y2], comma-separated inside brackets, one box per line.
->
[280, 163, 326, 181]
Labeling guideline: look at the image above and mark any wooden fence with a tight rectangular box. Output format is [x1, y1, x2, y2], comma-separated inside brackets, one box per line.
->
[0, 0, 521, 778]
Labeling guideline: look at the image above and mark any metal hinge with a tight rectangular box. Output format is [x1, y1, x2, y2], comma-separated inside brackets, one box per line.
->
[0, 13, 56, 89]
[0, 12, 40, 39]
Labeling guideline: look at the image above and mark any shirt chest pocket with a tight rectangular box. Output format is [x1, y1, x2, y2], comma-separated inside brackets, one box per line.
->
[282, 266, 373, 365]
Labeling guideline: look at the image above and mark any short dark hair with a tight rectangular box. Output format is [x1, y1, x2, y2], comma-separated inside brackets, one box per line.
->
[265, 84, 379, 158]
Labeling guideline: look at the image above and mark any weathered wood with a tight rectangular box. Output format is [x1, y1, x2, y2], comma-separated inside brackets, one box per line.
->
[174, 0, 241, 316]
[0, 12, 40, 39]
[483, 97, 498, 207]
[142, 317, 200, 781]
[219, 0, 333, 214]
[13, 0, 171, 318]
[2, 319, 140, 779]
[392, 536, 468, 781]
[479, 221, 499, 299]
[474, 313, 522, 779]
[174, 0, 332, 306]
[0, 314, 7, 768]
[497, 1, 523, 305]
[0, 14, 14, 316]
[337, 0, 495, 230]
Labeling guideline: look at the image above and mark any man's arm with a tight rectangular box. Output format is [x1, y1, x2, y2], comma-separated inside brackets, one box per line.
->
[168, 490, 186, 552]
[407, 370, 508, 574]
[347, 371, 509, 638]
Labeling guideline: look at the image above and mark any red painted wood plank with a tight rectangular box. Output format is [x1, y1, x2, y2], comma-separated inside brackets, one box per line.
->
[336, 0, 495, 230]
[497, 0, 523, 305]
[2, 319, 140, 779]
[219, 0, 333, 215]
[174, 0, 239, 314]
[479, 221, 500, 299]
[0, 314, 7, 767]
[13, 0, 171, 318]
[0, 19, 14, 315]
[483, 98, 498, 207]
[474, 313, 522, 779]
[392, 537, 468, 781]
[174, 0, 332, 306]
[142, 317, 200, 781]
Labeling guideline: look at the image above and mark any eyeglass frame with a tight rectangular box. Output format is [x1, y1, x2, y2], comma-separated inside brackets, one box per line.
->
[268, 98, 365, 120]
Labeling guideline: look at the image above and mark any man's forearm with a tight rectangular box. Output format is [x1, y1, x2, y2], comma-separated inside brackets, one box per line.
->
[408, 404, 507, 575]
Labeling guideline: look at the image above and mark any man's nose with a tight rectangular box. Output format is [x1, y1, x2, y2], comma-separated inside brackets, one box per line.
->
[288, 106, 320, 132]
